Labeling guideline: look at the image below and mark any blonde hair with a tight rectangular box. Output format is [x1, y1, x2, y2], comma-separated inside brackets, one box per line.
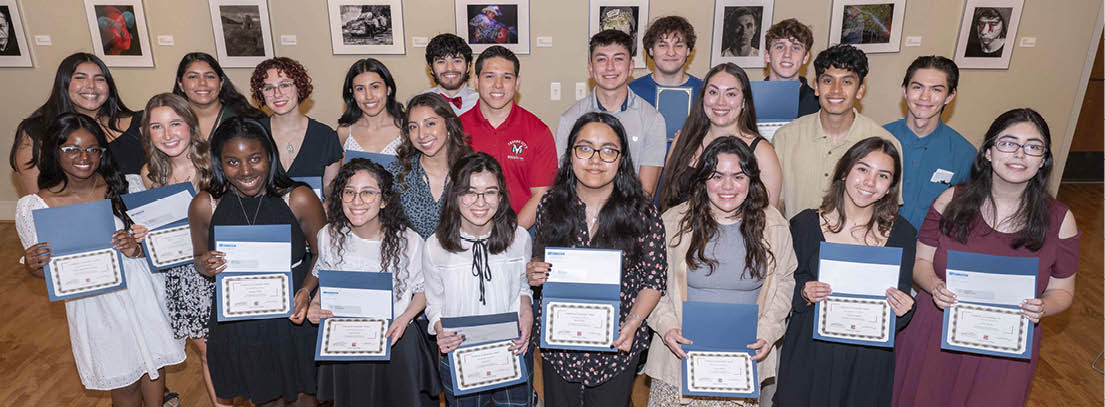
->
[141, 93, 213, 189]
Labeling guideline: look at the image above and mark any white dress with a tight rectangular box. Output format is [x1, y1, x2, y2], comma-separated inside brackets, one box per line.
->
[14, 175, 186, 390]
[343, 126, 402, 155]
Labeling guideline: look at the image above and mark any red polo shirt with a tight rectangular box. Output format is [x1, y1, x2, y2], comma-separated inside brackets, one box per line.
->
[461, 102, 558, 215]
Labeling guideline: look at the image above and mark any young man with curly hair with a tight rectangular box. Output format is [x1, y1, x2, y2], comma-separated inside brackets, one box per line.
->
[420, 33, 478, 115]
[628, 16, 701, 146]
[763, 18, 820, 117]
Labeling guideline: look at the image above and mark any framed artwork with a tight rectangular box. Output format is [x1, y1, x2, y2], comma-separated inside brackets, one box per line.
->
[0, 0, 32, 67]
[954, 0, 1023, 69]
[327, 0, 405, 54]
[829, 0, 907, 53]
[82, 0, 153, 67]
[454, 0, 530, 55]
[588, 0, 649, 69]
[710, 0, 774, 68]
[208, 0, 274, 68]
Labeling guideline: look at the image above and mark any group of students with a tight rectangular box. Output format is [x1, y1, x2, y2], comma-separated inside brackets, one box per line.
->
[11, 13, 1080, 407]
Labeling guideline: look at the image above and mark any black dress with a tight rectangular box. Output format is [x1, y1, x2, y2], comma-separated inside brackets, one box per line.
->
[108, 110, 146, 176]
[775, 209, 917, 407]
[206, 192, 317, 403]
[261, 117, 343, 178]
[317, 324, 441, 406]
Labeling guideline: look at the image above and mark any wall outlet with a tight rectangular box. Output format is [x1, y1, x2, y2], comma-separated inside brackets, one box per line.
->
[575, 82, 587, 101]
[550, 82, 561, 101]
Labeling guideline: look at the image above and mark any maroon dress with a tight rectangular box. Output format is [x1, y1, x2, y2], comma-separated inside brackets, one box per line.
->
[892, 189, 1080, 406]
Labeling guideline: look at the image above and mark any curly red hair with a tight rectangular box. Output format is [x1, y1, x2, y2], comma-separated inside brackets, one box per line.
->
[249, 57, 313, 104]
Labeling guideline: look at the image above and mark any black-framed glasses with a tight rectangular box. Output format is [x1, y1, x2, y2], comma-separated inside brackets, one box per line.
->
[59, 146, 105, 157]
[572, 145, 621, 163]
[994, 140, 1047, 157]
[460, 190, 501, 206]
[341, 189, 380, 204]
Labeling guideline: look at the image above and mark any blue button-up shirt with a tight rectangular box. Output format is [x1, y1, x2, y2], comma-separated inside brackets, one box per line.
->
[884, 119, 977, 231]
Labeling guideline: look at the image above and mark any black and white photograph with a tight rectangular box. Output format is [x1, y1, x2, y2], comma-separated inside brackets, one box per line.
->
[954, 0, 1023, 69]
[454, 0, 530, 54]
[0, 0, 30, 66]
[829, 0, 906, 53]
[208, 0, 273, 68]
[710, 0, 773, 68]
[82, 0, 152, 67]
[328, 0, 405, 54]
[589, 0, 648, 68]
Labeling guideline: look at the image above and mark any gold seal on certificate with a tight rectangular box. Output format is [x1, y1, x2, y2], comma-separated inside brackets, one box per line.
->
[686, 351, 755, 394]
[453, 340, 522, 392]
[946, 303, 1029, 354]
[817, 296, 891, 342]
[221, 273, 291, 318]
[146, 225, 193, 268]
[544, 302, 616, 347]
[319, 318, 388, 357]
[49, 248, 123, 296]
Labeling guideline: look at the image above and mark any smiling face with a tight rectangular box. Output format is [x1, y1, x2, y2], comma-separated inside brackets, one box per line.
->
[474, 57, 518, 111]
[261, 68, 299, 115]
[68, 62, 109, 116]
[702, 71, 744, 129]
[588, 43, 633, 91]
[844, 150, 895, 209]
[147, 106, 192, 159]
[706, 153, 750, 219]
[904, 68, 955, 122]
[406, 105, 448, 158]
[458, 170, 501, 234]
[178, 61, 222, 108]
[58, 128, 103, 180]
[571, 122, 622, 192]
[220, 137, 270, 197]
[342, 170, 385, 228]
[431, 55, 469, 91]
[985, 122, 1047, 185]
[764, 37, 809, 80]
[352, 71, 389, 118]
[815, 67, 866, 116]
[649, 33, 689, 76]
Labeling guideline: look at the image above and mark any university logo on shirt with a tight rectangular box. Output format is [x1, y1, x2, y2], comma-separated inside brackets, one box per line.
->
[507, 140, 527, 160]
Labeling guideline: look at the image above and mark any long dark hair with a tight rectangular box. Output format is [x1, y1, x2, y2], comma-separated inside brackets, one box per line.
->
[537, 112, 649, 260]
[941, 108, 1053, 251]
[674, 137, 772, 278]
[436, 153, 517, 254]
[11, 52, 133, 171]
[39, 113, 132, 226]
[206, 116, 300, 199]
[819, 137, 902, 241]
[660, 63, 759, 212]
[172, 52, 264, 119]
[337, 58, 404, 129]
[394, 93, 472, 192]
[325, 158, 411, 300]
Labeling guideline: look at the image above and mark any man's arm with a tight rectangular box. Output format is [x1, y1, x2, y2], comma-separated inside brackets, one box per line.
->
[638, 166, 661, 199]
[517, 186, 549, 229]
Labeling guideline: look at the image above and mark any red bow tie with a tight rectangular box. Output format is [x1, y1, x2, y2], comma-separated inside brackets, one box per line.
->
[439, 93, 463, 109]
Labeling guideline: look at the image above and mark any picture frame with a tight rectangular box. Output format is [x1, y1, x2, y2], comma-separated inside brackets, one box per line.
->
[454, 0, 530, 55]
[208, 0, 274, 68]
[828, 0, 907, 53]
[82, 0, 153, 67]
[327, 0, 405, 55]
[953, 0, 1023, 70]
[588, 0, 649, 69]
[0, 0, 32, 67]
[710, 0, 774, 68]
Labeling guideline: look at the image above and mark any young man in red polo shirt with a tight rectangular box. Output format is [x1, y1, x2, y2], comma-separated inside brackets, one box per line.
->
[460, 45, 557, 229]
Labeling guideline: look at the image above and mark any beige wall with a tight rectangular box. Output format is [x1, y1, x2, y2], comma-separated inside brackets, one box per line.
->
[1, 0, 1100, 218]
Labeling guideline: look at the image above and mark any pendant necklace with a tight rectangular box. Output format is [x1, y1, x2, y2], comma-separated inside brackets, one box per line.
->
[235, 192, 264, 225]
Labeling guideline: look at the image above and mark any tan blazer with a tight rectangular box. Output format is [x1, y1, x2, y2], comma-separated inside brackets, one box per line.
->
[643, 202, 797, 398]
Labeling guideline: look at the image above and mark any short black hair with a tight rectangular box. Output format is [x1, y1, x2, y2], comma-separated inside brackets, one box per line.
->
[425, 33, 473, 66]
[814, 44, 869, 81]
[589, 29, 635, 58]
[642, 16, 696, 58]
[475, 45, 520, 76]
[902, 55, 959, 92]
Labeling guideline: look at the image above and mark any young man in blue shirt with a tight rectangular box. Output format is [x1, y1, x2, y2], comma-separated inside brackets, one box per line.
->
[628, 16, 702, 147]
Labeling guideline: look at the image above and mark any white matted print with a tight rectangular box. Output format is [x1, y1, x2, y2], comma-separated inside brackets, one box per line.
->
[711, 0, 774, 68]
[829, 0, 906, 53]
[0, 0, 32, 67]
[954, 0, 1023, 69]
[588, 0, 649, 69]
[208, 0, 274, 68]
[455, 0, 530, 55]
[82, 0, 153, 67]
[327, 0, 405, 54]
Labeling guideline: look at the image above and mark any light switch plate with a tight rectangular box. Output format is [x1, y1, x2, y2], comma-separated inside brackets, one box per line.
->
[157, 35, 174, 46]
[1019, 37, 1037, 47]
[905, 36, 921, 47]
[536, 36, 553, 47]
[412, 37, 429, 47]
[34, 35, 51, 46]
[550, 82, 561, 101]
[575, 82, 587, 101]
[280, 35, 297, 46]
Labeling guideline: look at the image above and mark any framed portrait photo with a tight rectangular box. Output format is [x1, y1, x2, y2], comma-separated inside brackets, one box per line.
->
[208, 0, 274, 68]
[82, 0, 153, 67]
[327, 0, 405, 54]
[0, 0, 32, 67]
[588, 0, 649, 69]
[454, 0, 530, 55]
[829, 0, 906, 53]
[954, 0, 1023, 69]
[710, 0, 774, 68]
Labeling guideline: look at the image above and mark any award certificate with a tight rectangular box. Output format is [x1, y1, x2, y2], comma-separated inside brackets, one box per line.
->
[216, 241, 291, 273]
[685, 351, 755, 394]
[146, 225, 193, 268]
[545, 302, 615, 346]
[221, 273, 290, 318]
[320, 286, 393, 318]
[817, 296, 891, 342]
[318, 318, 388, 357]
[946, 303, 1029, 354]
[125, 190, 192, 230]
[453, 340, 522, 392]
[49, 248, 123, 296]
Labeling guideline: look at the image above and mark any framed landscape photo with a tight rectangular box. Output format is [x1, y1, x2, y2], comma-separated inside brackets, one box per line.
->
[588, 0, 649, 69]
[454, 0, 530, 54]
[0, 0, 32, 67]
[954, 0, 1023, 69]
[829, 0, 906, 53]
[83, 0, 153, 67]
[710, 0, 774, 68]
[208, 0, 274, 68]
[327, 0, 405, 54]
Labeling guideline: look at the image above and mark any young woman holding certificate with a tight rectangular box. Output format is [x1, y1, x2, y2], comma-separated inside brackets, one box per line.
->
[775, 137, 917, 406]
[188, 117, 326, 406]
[423, 152, 533, 406]
[17, 113, 185, 407]
[644, 137, 797, 406]
[527, 112, 667, 407]
[892, 109, 1080, 406]
[304, 158, 439, 406]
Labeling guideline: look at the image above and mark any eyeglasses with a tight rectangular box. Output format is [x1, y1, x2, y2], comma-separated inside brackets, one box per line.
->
[460, 189, 501, 206]
[59, 146, 105, 157]
[994, 140, 1047, 157]
[572, 145, 621, 163]
[341, 189, 380, 204]
[262, 82, 296, 96]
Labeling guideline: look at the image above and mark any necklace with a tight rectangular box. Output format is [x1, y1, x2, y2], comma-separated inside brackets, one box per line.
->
[235, 192, 264, 225]
[286, 142, 295, 155]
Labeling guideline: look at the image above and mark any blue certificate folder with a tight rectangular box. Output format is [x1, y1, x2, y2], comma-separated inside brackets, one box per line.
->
[812, 242, 902, 348]
[655, 86, 695, 143]
[681, 302, 759, 398]
[940, 251, 1038, 360]
[214, 224, 294, 321]
[315, 270, 394, 361]
[32, 199, 126, 301]
[442, 312, 528, 395]
[749, 81, 799, 122]
[122, 182, 196, 270]
[539, 247, 622, 352]
[344, 150, 398, 168]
